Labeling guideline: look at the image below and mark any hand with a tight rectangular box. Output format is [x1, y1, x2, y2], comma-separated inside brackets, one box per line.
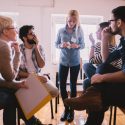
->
[89, 33, 95, 45]
[101, 27, 112, 43]
[17, 81, 28, 89]
[60, 42, 70, 48]
[11, 42, 20, 52]
[38, 75, 48, 83]
[70, 43, 79, 48]
[91, 74, 104, 84]
[33, 34, 39, 45]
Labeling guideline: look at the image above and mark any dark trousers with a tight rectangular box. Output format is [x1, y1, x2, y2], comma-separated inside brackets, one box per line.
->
[95, 63, 125, 106]
[0, 88, 38, 125]
[85, 63, 122, 125]
[59, 64, 80, 103]
[1, 89, 17, 125]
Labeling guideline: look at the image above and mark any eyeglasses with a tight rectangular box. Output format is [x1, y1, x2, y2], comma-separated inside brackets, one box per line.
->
[27, 32, 35, 36]
[108, 19, 118, 24]
[6, 27, 18, 31]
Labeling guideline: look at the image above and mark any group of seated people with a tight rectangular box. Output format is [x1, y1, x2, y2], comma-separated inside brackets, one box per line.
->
[64, 5, 125, 125]
[0, 17, 58, 125]
[0, 5, 125, 125]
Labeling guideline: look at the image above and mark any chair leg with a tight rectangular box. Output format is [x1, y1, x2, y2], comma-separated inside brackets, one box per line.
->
[109, 106, 113, 125]
[50, 100, 54, 119]
[55, 72, 59, 113]
[17, 108, 20, 125]
[57, 94, 59, 104]
[113, 106, 117, 125]
[55, 96, 58, 113]
[55, 93, 60, 113]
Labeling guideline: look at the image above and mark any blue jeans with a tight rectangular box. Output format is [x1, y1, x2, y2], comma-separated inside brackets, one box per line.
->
[83, 63, 96, 90]
[59, 64, 80, 103]
[83, 63, 96, 79]
[0, 88, 39, 125]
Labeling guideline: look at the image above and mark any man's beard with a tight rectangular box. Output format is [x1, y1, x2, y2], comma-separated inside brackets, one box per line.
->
[111, 28, 120, 35]
[27, 39, 36, 44]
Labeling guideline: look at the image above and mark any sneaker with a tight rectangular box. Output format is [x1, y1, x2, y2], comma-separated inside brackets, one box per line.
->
[32, 118, 43, 125]
[64, 86, 103, 111]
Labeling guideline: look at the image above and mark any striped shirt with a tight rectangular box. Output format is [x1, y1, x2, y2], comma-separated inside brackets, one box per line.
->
[89, 42, 122, 69]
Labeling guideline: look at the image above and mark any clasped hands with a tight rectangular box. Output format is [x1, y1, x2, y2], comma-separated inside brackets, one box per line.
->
[60, 42, 79, 49]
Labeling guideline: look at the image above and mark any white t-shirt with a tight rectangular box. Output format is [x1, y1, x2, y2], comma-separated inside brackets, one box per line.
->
[25, 48, 36, 73]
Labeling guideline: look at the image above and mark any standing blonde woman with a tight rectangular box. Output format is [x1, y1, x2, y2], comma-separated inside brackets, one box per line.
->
[55, 10, 84, 122]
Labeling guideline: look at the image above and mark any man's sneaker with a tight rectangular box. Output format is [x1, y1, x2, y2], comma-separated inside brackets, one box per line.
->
[64, 86, 103, 111]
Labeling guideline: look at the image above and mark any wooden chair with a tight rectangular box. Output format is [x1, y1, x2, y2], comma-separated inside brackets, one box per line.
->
[17, 73, 54, 125]
[0, 106, 21, 125]
[109, 106, 125, 125]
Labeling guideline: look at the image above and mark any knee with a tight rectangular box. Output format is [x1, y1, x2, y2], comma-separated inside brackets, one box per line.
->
[50, 87, 59, 98]
[83, 78, 91, 90]
[83, 63, 92, 72]
[96, 63, 109, 74]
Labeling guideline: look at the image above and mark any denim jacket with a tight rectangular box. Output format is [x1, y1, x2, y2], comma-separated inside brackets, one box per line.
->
[55, 25, 85, 67]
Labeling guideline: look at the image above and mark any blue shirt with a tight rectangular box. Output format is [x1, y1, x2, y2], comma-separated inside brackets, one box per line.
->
[55, 25, 85, 67]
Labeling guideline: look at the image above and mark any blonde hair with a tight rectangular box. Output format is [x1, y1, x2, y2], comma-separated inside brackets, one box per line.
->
[0, 15, 13, 35]
[66, 10, 80, 26]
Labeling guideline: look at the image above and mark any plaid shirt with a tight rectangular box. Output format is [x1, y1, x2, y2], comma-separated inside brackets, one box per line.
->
[19, 44, 45, 74]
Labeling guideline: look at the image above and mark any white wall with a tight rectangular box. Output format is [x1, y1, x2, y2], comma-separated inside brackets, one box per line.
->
[0, 0, 125, 79]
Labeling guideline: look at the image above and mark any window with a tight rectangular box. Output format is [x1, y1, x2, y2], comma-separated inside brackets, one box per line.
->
[0, 12, 19, 25]
[51, 14, 103, 64]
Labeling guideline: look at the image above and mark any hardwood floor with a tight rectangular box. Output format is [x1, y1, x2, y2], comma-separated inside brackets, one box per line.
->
[21, 96, 125, 125]
[0, 96, 125, 125]
[35, 96, 125, 125]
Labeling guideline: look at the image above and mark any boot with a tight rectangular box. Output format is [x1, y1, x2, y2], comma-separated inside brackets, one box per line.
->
[66, 108, 74, 123]
[84, 111, 105, 125]
[60, 107, 69, 121]
[27, 117, 43, 125]
[64, 86, 103, 111]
